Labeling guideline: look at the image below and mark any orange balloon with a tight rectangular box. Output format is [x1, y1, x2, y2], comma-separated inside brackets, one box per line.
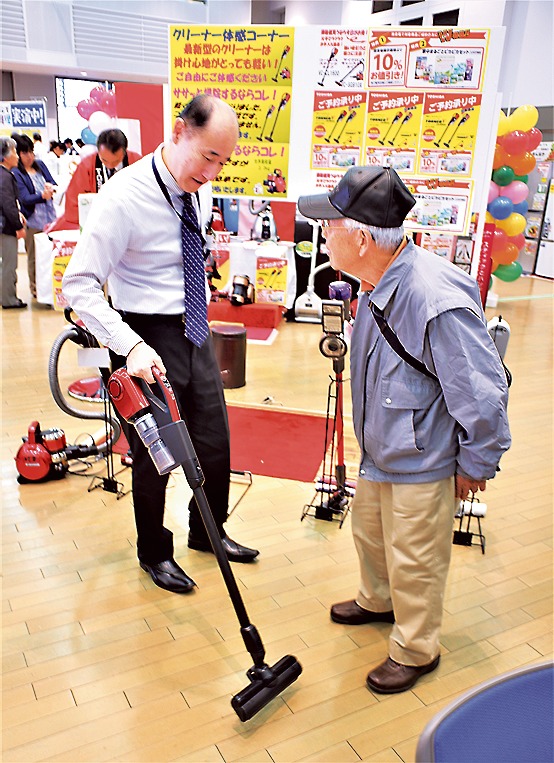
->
[507, 151, 536, 175]
[493, 143, 509, 170]
[492, 242, 519, 266]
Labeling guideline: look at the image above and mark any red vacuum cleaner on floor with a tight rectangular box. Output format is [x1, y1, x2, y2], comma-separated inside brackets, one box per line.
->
[107, 366, 302, 722]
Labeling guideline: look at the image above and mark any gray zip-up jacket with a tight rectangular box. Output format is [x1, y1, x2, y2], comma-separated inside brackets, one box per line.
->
[350, 239, 511, 484]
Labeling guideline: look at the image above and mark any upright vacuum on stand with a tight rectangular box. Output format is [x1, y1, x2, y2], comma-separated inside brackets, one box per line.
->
[302, 281, 356, 527]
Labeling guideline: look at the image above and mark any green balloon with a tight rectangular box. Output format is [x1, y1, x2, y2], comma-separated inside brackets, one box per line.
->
[514, 174, 529, 183]
[492, 165, 516, 186]
[493, 261, 523, 282]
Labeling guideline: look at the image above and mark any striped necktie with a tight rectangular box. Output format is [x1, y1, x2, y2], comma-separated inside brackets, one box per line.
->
[181, 193, 209, 347]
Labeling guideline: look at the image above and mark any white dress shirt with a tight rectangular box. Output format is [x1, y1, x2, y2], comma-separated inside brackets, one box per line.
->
[62, 144, 212, 357]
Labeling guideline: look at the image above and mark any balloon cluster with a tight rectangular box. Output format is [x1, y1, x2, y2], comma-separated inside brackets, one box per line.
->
[488, 104, 542, 282]
[76, 86, 117, 154]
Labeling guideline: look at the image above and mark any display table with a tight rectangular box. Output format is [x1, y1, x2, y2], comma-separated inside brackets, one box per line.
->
[208, 301, 284, 328]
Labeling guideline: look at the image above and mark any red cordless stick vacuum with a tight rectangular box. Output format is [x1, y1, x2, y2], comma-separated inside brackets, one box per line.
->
[107, 367, 302, 722]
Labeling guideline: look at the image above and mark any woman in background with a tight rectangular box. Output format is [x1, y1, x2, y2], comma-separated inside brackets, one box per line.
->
[12, 133, 56, 298]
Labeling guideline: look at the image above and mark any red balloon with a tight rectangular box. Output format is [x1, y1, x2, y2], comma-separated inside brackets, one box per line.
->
[507, 151, 536, 175]
[525, 127, 543, 151]
[491, 227, 508, 255]
[89, 86, 108, 105]
[508, 233, 525, 251]
[76, 98, 97, 120]
[493, 143, 509, 170]
[502, 130, 529, 155]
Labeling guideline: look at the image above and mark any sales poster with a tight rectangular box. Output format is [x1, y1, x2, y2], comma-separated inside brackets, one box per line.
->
[418, 92, 481, 175]
[317, 28, 368, 90]
[368, 28, 489, 92]
[403, 177, 474, 234]
[311, 91, 367, 169]
[255, 256, 288, 305]
[170, 25, 294, 197]
[0, 100, 47, 131]
[364, 91, 424, 173]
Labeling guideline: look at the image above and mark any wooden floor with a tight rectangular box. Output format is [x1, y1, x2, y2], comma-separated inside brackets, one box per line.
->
[2, 256, 553, 762]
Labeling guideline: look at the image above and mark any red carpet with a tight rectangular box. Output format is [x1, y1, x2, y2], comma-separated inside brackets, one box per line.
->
[227, 404, 331, 482]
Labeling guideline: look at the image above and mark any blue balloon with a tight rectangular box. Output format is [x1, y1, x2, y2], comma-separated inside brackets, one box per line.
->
[81, 126, 97, 145]
[487, 195, 514, 220]
[513, 200, 529, 216]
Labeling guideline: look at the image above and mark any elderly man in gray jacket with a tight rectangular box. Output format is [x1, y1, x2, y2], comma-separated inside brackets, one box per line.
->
[298, 167, 510, 694]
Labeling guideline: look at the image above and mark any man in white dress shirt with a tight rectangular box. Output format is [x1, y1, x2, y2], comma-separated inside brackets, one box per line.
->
[63, 95, 259, 594]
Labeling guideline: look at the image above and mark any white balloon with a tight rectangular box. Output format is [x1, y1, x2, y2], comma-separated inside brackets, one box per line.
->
[80, 144, 97, 157]
[88, 110, 114, 136]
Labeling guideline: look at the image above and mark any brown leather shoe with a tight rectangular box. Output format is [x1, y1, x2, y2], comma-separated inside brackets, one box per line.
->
[330, 599, 395, 625]
[366, 655, 440, 694]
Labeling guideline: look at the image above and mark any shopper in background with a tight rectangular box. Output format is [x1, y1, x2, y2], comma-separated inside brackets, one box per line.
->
[48, 128, 141, 232]
[63, 138, 79, 155]
[43, 141, 66, 181]
[32, 132, 46, 160]
[1, 136, 27, 309]
[12, 133, 56, 299]
[63, 94, 259, 595]
[298, 166, 511, 694]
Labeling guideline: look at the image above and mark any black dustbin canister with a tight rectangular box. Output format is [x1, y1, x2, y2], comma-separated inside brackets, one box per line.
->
[211, 324, 247, 388]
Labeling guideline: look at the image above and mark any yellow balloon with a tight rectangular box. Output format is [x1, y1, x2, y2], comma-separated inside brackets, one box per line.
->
[485, 212, 495, 224]
[508, 104, 539, 133]
[496, 212, 527, 237]
[497, 110, 510, 136]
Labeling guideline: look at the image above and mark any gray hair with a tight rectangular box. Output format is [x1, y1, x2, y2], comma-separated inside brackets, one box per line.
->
[0, 136, 17, 160]
[343, 218, 405, 252]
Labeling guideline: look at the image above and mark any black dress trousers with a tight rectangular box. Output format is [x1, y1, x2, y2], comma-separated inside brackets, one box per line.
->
[111, 313, 230, 564]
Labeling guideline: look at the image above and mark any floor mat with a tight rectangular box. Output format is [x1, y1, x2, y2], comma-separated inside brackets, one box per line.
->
[227, 404, 331, 482]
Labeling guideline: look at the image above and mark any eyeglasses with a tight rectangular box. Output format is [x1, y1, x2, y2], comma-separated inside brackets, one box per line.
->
[320, 220, 348, 230]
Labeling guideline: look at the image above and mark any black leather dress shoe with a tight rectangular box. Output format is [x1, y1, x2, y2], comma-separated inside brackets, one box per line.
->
[366, 655, 440, 694]
[331, 599, 395, 625]
[139, 559, 196, 593]
[188, 533, 259, 563]
[3, 299, 27, 309]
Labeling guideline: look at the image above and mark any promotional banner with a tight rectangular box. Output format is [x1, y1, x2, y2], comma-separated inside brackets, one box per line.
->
[368, 28, 489, 91]
[0, 100, 47, 131]
[317, 28, 368, 90]
[311, 91, 367, 169]
[170, 24, 294, 197]
[364, 91, 424, 173]
[418, 92, 481, 175]
[403, 177, 474, 234]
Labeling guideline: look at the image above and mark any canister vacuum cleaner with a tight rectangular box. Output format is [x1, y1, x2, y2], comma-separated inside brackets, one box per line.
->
[107, 366, 302, 721]
[15, 311, 122, 484]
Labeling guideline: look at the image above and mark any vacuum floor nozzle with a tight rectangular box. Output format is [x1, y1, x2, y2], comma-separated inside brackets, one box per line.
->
[231, 655, 302, 722]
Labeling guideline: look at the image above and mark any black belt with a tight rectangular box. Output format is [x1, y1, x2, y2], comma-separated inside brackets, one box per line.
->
[118, 310, 185, 325]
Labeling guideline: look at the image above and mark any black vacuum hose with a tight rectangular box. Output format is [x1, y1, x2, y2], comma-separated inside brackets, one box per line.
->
[48, 326, 121, 454]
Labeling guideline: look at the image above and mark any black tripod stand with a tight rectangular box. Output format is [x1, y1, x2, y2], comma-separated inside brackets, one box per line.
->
[302, 293, 355, 527]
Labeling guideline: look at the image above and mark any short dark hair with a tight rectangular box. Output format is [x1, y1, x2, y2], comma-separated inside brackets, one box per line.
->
[33, 132, 42, 142]
[64, 138, 73, 145]
[178, 94, 215, 129]
[96, 128, 128, 153]
[12, 132, 41, 173]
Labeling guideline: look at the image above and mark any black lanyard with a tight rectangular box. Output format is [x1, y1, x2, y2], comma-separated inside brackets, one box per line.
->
[151, 155, 204, 240]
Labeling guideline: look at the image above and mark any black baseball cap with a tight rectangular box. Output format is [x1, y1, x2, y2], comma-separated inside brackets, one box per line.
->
[297, 166, 416, 228]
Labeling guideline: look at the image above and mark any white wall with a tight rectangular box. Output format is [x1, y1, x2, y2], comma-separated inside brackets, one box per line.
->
[499, 0, 554, 108]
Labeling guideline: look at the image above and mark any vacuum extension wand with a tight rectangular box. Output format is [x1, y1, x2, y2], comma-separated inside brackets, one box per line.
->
[107, 367, 302, 722]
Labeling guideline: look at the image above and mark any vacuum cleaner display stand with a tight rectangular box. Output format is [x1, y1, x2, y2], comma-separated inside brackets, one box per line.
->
[107, 367, 302, 721]
[302, 356, 354, 527]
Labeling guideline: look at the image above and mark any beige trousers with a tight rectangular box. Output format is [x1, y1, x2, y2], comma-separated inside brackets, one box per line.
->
[352, 476, 456, 666]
